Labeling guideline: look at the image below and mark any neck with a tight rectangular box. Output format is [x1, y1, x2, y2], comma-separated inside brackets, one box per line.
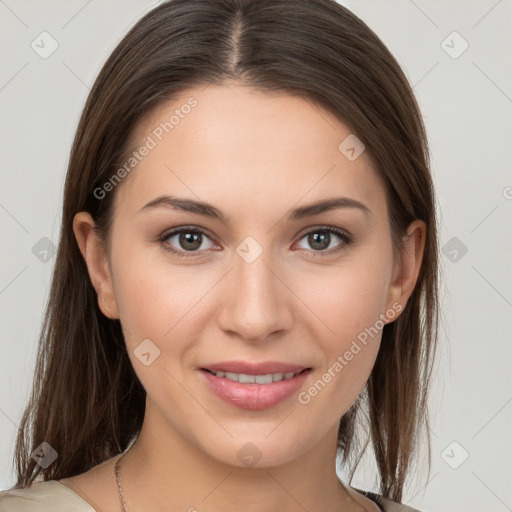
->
[116, 406, 358, 512]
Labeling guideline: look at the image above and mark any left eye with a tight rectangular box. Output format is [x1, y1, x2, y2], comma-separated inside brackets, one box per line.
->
[295, 227, 352, 252]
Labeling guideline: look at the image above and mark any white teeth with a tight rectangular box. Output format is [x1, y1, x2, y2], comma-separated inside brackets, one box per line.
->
[210, 370, 302, 383]
[255, 374, 273, 384]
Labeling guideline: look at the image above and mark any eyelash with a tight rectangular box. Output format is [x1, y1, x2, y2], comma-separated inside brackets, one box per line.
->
[157, 225, 354, 259]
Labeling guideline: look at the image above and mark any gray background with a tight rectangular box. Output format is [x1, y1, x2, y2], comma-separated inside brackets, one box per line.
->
[1, 1, 511, 511]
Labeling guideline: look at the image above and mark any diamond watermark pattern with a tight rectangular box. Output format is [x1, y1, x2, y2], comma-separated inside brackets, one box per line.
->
[338, 134, 365, 161]
[134, 338, 161, 366]
[442, 236, 468, 263]
[441, 441, 469, 469]
[441, 31, 469, 59]
[32, 237, 57, 263]
[237, 442, 262, 467]
[31, 441, 58, 469]
[31, 31, 59, 59]
[236, 236, 263, 264]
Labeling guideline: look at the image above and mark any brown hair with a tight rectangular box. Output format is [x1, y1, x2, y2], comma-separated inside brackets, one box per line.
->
[13, 0, 440, 502]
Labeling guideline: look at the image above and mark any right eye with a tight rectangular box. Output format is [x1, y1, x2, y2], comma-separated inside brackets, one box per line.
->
[158, 227, 217, 258]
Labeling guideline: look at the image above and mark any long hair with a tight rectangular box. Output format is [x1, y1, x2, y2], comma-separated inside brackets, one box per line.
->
[12, 0, 440, 502]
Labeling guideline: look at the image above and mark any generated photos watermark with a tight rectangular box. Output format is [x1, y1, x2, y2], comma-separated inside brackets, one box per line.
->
[298, 301, 403, 405]
[93, 96, 198, 200]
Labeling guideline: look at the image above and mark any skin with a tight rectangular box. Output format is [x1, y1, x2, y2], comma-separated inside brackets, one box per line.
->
[64, 83, 425, 512]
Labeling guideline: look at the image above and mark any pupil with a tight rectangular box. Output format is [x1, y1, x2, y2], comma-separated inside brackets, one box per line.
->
[180, 232, 201, 250]
[309, 232, 330, 250]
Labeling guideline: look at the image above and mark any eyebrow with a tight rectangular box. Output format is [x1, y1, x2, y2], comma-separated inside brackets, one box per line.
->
[139, 195, 371, 224]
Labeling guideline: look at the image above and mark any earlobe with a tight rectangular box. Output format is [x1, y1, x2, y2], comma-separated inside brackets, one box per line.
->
[385, 219, 426, 319]
[72, 212, 120, 319]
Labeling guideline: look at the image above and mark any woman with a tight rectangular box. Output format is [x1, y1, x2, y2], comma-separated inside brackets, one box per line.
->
[0, 0, 439, 510]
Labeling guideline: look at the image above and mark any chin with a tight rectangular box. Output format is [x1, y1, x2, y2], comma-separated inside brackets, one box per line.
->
[198, 431, 312, 470]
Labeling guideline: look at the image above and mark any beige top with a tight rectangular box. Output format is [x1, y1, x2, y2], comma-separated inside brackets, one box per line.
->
[0, 480, 421, 511]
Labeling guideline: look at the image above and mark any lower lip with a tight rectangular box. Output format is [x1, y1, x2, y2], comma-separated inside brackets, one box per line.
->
[200, 369, 311, 410]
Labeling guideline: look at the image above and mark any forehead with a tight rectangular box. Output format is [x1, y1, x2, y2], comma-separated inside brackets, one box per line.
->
[114, 83, 387, 221]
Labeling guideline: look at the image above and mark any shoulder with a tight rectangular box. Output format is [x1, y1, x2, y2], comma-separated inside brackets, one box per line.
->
[378, 497, 420, 512]
[354, 488, 422, 512]
[378, 496, 422, 512]
[0, 480, 95, 512]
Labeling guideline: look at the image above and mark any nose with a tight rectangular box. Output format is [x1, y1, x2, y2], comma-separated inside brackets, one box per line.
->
[216, 249, 294, 343]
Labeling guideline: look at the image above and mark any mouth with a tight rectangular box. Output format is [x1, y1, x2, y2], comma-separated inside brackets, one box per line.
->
[202, 368, 310, 384]
[198, 362, 312, 410]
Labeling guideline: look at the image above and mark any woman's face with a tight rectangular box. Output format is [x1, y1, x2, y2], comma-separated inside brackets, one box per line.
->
[79, 83, 419, 468]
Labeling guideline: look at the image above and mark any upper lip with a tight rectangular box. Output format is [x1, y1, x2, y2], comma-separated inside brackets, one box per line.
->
[201, 361, 310, 375]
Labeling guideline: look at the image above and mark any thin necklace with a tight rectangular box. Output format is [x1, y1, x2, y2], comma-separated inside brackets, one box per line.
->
[114, 452, 355, 512]
[114, 453, 128, 512]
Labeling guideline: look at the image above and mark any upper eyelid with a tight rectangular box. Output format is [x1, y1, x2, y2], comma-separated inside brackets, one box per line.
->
[161, 225, 218, 244]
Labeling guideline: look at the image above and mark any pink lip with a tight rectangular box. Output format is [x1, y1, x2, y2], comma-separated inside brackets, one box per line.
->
[199, 362, 312, 410]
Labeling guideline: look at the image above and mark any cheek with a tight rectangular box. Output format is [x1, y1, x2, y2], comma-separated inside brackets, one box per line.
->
[117, 276, 189, 345]
[292, 251, 392, 401]
[295, 251, 392, 340]
[111, 244, 218, 357]
[109, 238, 174, 337]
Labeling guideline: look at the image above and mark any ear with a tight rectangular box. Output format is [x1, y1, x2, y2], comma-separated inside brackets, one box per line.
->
[385, 219, 426, 319]
[72, 211, 119, 319]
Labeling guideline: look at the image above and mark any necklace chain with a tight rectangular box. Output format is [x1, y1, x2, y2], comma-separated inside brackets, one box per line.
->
[114, 453, 128, 512]
[114, 452, 353, 512]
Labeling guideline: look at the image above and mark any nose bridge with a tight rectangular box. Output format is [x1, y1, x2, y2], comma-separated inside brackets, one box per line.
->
[217, 242, 293, 341]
